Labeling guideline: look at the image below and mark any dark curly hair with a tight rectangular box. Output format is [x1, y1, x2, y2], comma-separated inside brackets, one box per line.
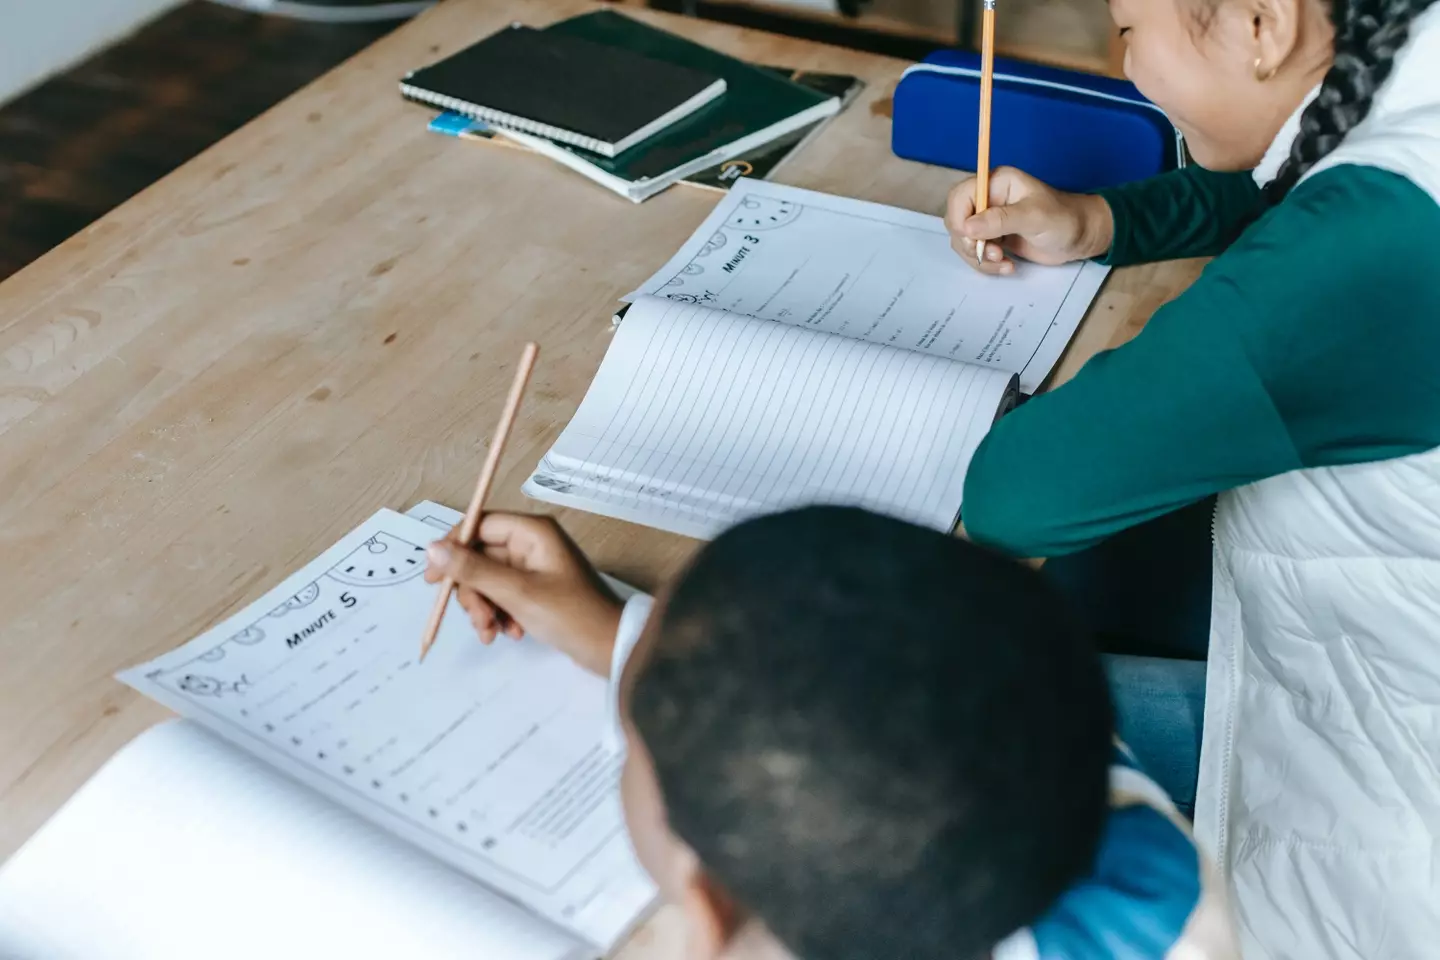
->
[1264, 0, 1436, 201]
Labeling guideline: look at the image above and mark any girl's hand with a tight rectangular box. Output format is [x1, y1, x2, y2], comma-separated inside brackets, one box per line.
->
[945, 167, 1115, 275]
[424, 513, 622, 677]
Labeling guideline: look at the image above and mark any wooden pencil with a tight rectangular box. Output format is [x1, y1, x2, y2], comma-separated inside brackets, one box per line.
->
[418, 341, 540, 663]
[975, 0, 997, 266]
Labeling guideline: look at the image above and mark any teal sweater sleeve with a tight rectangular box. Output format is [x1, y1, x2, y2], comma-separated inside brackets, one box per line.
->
[1097, 166, 1267, 266]
[963, 165, 1440, 558]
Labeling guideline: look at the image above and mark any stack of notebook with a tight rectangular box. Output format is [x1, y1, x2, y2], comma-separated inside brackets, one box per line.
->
[400, 10, 847, 201]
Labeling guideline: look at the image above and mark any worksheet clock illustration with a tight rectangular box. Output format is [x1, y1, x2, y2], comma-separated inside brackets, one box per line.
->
[727, 195, 802, 231]
[326, 533, 427, 587]
[146, 529, 432, 702]
[268, 581, 321, 617]
[698, 231, 728, 256]
[653, 189, 809, 305]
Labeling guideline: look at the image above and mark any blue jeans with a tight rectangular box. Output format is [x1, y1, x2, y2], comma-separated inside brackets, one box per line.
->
[1103, 654, 1205, 816]
[1045, 499, 1215, 817]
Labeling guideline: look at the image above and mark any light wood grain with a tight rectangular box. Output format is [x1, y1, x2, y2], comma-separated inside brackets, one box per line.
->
[0, 0, 1200, 951]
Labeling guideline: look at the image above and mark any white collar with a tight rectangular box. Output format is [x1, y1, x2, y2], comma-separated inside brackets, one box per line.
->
[1252, 85, 1319, 187]
[1253, 6, 1440, 191]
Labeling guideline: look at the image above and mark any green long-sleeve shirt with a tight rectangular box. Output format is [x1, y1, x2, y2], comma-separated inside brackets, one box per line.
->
[962, 164, 1440, 558]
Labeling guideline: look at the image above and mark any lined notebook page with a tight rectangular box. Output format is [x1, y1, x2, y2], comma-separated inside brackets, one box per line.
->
[523, 299, 1015, 539]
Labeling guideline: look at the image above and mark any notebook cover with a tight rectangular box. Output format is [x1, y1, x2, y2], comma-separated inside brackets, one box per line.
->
[538, 10, 834, 182]
[427, 66, 866, 192]
[403, 23, 723, 151]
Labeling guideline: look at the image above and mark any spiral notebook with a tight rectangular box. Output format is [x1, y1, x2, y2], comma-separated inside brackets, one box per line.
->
[482, 11, 841, 202]
[401, 23, 726, 158]
[426, 65, 867, 196]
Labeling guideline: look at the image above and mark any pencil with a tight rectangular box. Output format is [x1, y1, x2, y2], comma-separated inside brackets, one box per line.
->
[975, 0, 997, 266]
[418, 342, 540, 663]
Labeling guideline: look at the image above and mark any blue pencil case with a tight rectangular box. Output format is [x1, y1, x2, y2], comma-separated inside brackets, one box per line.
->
[892, 50, 1184, 193]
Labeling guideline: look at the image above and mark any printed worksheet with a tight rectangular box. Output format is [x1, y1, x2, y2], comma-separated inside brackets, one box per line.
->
[119, 509, 655, 951]
[627, 179, 1108, 394]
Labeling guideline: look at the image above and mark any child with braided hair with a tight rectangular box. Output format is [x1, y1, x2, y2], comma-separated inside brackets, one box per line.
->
[945, 0, 1440, 956]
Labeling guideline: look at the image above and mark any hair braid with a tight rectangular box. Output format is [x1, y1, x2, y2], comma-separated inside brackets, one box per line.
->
[1265, 0, 1435, 201]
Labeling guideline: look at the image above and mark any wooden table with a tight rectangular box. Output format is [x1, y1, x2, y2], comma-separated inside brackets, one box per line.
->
[0, 0, 1201, 952]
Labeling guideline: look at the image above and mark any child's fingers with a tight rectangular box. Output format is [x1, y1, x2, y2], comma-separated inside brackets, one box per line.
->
[483, 544, 514, 566]
[466, 598, 499, 644]
[427, 540, 529, 609]
[969, 244, 1017, 276]
[985, 244, 1017, 275]
[455, 586, 498, 629]
[458, 587, 524, 642]
[950, 232, 979, 262]
[965, 199, 1048, 244]
[454, 584, 486, 614]
[944, 176, 981, 234]
[953, 236, 1015, 275]
[963, 207, 1009, 241]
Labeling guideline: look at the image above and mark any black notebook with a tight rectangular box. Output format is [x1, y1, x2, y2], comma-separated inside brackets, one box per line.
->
[401, 24, 727, 158]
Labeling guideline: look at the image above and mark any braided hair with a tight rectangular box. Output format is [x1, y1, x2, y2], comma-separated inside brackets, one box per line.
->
[1264, 0, 1436, 201]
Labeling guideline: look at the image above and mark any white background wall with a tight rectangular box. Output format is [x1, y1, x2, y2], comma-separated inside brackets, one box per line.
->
[0, 0, 182, 105]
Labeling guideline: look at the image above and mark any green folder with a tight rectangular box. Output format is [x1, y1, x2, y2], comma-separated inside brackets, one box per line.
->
[509, 10, 841, 201]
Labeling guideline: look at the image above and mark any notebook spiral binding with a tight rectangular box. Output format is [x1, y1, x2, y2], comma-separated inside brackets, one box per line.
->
[400, 83, 611, 156]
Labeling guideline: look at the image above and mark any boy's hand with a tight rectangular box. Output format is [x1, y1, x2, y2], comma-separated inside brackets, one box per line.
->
[944, 167, 1114, 275]
[423, 513, 621, 677]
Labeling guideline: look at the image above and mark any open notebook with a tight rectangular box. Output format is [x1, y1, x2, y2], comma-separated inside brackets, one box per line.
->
[522, 180, 1108, 539]
[0, 503, 655, 960]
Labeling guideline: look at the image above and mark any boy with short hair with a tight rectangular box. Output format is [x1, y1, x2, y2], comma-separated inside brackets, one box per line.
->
[424, 505, 1236, 959]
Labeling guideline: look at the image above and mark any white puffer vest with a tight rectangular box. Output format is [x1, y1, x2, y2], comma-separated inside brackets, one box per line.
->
[1193, 9, 1440, 959]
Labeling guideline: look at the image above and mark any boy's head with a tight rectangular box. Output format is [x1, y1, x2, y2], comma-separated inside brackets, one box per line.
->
[615, 506, 1113, 960]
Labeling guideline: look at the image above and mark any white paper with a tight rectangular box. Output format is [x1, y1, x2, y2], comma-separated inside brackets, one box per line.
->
[405, 501, 649, 762]
[524, 299, 1015, 539]
[0, 721, 588, 960]
[115, 510, 656, 951]
[627, 179, 1108, 394]
[407, 500, 477, 532]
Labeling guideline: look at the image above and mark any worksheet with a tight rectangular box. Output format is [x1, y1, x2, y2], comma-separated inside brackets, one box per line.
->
[119, 509, 655, 951]
[627, 179, 1108, 394]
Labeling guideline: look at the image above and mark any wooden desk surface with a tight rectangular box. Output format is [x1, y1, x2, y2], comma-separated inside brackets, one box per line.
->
[0, 0, 1201, 950]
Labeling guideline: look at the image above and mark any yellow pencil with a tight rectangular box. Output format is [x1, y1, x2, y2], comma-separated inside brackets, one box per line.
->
[975, 0, 997, 266]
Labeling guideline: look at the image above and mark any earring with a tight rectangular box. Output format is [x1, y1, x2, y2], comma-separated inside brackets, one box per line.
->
[1254, 57, 1276, 81]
